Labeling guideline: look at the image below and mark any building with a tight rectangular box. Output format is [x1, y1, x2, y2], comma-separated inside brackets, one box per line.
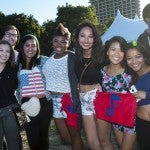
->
[89, 0, 140, 23]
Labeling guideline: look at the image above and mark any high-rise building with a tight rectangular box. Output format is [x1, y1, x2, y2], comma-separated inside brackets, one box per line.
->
[89, 0, 140, 23]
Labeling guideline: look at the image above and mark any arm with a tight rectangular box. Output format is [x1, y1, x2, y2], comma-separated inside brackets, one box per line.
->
[133, 90, 150, 100]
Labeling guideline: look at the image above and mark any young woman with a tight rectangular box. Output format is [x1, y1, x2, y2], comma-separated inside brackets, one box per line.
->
[126, 41, 150, 149]
[97, 36, 136, 150]
[16, 34, 53, 150]
[74, 21, 103, 150]
[0, 40, 22, 150]
[43, 23, 83, 150]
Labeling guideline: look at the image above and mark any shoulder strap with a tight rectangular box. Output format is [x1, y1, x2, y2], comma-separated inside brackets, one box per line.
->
[79, 60, 92, 89]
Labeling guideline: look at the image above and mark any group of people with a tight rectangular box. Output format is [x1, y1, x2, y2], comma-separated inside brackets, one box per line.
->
[0, 3, 150, 150]
[0, 25, 53, 150]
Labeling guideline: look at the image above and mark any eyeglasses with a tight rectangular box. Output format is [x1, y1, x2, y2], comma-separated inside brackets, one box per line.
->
[5, 32, 18, 38]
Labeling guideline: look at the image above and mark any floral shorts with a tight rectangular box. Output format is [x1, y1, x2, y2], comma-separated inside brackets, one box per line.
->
[113, 123, 136, 134]
[80, 89, 97, 115]
[51, 94, 67, 118]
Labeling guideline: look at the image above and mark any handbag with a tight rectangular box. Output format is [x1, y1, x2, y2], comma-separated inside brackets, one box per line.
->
[21, 70, 41, 118]
[94, 92, 137, 127]
[21, 97, 41, 117]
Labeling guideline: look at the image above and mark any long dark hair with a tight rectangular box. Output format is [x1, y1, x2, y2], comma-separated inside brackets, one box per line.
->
[73, 21, 103, 65]
[18, 34, 41, 69]
[0, 40, 16, 67]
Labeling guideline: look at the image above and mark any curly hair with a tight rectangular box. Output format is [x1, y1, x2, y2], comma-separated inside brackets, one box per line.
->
[73, 21, 103, 65]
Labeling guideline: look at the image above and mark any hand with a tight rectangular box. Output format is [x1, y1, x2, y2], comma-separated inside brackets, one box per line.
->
[98, 85, 102, 92]
[133, 91, 146, 100]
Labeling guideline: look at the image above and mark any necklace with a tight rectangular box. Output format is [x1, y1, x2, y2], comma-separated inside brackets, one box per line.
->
[84, 60, 91, 67]
[83, 58, 91, 67]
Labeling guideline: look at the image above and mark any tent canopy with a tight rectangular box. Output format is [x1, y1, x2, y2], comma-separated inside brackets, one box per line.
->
[101, 10, 147, 44]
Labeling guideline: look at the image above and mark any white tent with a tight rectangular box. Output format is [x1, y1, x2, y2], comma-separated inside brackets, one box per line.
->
[101, 10, 147, 44]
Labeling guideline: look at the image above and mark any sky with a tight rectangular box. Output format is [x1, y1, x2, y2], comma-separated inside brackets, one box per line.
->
[0, 0, 149, 25]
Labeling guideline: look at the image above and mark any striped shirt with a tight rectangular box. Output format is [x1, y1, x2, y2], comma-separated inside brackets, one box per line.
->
[19, 67, 45, 98]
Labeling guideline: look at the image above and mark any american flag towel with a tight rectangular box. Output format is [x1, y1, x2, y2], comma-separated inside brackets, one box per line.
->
[19, 67, 45, 97]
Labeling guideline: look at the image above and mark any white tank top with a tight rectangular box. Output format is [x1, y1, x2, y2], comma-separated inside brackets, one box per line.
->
[43, 54, 71, 93]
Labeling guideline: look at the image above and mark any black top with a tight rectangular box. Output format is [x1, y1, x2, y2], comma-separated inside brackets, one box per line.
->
[75, 58, 102, 85]
[0, 63, 18, 108]
[138, 30, 150, 49]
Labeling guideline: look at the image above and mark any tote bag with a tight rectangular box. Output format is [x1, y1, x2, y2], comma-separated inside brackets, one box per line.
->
[94, 92, 137, 127]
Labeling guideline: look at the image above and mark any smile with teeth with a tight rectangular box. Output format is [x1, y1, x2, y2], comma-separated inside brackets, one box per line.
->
[27, 51, 34, 54]
[132, 64, 138, 68]
[1, 58, 7, 61]
[113, 57, 120, 60]
[56, 48, 62, 51]
[83, 44, 91, 47]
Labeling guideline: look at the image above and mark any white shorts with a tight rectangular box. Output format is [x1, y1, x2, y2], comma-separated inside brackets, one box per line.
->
[51, 94, 67, 118]
[80, 89, 97, 115]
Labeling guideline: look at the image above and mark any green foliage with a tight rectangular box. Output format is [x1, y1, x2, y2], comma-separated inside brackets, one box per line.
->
[41, 21, 57, 55]
[100, 17, 114, 36]
[43, 4, 100, 51]
[0, 4, 113, 55]
[0, 13, 44, 52]
[56, 4, 99, 32]
[104, 17, 114, 28]
[0, 12, 6, 37]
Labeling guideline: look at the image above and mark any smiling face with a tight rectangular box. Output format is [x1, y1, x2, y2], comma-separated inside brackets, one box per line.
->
[23, 39, 37, 62]
[0, 44, 11, 64]
[126, 48, 147, 75]
[107, 41, 124, 65]
[3, 29, 18, 48]
[78, 26, 94, 52]
[52, 36, 69, 57]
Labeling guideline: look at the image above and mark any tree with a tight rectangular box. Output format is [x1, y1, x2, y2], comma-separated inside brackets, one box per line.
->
[99, 17, 114, 36]
[42, 3, 100, 53]
[0, 4, 113, 55]
[4, 13, 42, 37]
[56, 3, 99, 32]
[0, 13, 44, 52]
[41, 21, 57, 55]
[0, 12, 6, 38]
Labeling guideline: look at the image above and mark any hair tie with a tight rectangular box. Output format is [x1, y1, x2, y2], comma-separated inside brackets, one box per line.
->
[132, 41, 137, 47]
